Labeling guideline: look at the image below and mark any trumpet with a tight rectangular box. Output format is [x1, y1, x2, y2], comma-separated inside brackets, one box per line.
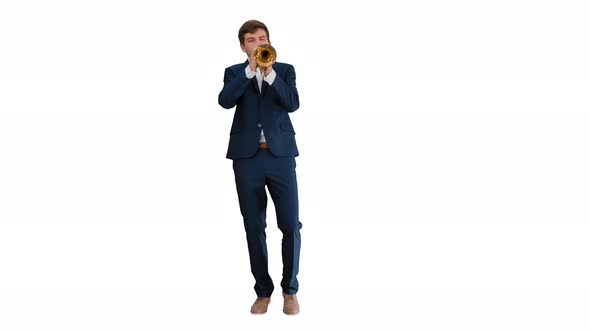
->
[254, 44, 276, 72]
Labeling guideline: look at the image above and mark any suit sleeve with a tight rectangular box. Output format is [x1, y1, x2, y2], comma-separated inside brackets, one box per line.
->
[218, 66, 251, 109]
[270, 65, 300, 112]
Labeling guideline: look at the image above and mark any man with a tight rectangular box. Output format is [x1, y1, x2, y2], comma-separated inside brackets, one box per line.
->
[218, 20, 302, 315]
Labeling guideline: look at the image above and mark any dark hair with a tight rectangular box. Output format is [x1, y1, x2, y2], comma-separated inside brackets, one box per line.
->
[238, 20, 270, 45]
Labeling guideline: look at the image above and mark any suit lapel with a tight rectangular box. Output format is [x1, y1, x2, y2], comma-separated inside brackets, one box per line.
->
[251, 77, 261, 94]
[261, 80, 268, 96]
[243, 60, 260, 94]
[243, 60, 269, 96]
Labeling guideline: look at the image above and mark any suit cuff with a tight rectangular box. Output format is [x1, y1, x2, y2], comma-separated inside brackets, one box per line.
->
[245, 65, 256, 79]
[264, 69, 276, 85]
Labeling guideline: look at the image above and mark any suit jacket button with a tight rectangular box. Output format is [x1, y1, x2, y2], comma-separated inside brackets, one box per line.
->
[258, 123, 262, 128]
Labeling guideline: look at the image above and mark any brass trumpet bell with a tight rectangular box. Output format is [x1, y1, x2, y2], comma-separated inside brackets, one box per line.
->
[254, 44, 276, 70]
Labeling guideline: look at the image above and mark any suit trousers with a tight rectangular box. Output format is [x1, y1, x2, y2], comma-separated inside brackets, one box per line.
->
[232, 148, 302, 297]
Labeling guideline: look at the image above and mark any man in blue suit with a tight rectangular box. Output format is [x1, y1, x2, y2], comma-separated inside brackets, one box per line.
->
[218, 20, 302, 315]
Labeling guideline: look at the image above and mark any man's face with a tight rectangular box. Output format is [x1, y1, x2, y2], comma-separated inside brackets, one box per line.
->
[240, 28, 270, 57]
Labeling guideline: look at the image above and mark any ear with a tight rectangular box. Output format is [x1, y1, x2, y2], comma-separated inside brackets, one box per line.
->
[240, 43, 246, 52]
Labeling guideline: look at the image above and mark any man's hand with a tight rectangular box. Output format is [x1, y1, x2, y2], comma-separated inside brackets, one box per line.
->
[248, 51, 257, 72]
[263, 65, 273, 77]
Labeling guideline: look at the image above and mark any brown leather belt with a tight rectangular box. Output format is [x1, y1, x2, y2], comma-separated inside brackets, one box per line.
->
[258, 142, 269, 150]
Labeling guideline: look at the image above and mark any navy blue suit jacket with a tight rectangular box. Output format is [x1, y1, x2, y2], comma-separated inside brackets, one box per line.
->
[219, 61, 300, 159]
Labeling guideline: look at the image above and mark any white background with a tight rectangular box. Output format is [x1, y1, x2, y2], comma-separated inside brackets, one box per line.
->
[1, 0, 589, 331]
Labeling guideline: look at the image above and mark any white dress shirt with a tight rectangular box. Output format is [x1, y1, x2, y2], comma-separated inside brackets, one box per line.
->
[245, 65, 276, 143]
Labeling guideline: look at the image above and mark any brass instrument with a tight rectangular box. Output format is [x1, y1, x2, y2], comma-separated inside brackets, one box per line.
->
[254, 44, 276, 72]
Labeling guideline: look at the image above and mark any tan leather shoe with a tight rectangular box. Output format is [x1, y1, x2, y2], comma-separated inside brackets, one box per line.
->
[282, 292, 300, 315]
[250, 297, 271, 314]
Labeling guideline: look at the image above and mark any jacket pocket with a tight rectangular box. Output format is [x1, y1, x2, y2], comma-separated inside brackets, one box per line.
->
[280, 122, 295, 135]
